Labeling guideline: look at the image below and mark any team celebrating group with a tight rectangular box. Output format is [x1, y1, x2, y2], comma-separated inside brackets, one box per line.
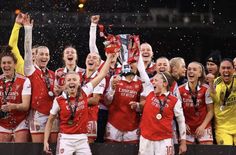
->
[0, 13, 236, 155]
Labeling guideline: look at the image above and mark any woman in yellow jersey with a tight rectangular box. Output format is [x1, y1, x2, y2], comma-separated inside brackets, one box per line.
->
[8, 13, 25, 75]
[207, 58, 236, 145]
[9, 13, 38, 75]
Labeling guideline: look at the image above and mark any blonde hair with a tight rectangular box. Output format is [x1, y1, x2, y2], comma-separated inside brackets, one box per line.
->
[189, 61, 206, 85]
[170, 57, 184, 69]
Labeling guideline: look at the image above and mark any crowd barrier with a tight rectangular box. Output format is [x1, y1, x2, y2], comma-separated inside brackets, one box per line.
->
[0, 143, 235, 155]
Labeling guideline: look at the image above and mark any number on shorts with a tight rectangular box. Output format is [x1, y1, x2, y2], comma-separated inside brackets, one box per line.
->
[166, 145, 173, 155]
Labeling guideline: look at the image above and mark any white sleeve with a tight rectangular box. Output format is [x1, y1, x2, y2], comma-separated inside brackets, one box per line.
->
[141, 82, 153, 97]
[50, 98, 60, 115]
[174, 99, 186, 140]
[22, 78, 31, 95]
[137, 53, 153, 96]
[105, 76, 115, 102]
[89, 23, 99, 53]
[24, 26, 35, 76]
[205, 87, 213, 104]
[93, 78, 105, 94]
[82, 82, 94, 96]
[173, 83, 181, 100]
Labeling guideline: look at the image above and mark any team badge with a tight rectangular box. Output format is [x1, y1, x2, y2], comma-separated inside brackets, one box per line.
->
[67, 119, 74, 125]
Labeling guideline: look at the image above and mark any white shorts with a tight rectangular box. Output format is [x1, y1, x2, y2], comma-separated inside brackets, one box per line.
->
[186, 126, 213, 143]
[105, 122, 139, 142]
[0, 119, 29, 133]
[29, 110, 59, 133]
[56, 133, 92, 155]
[139, 136, 174, 155]
[87, 120, 97, 139]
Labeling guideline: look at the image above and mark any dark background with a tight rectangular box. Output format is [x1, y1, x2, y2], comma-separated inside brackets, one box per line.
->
[0, 0, 236, 70]
[0, 143, 236, 155]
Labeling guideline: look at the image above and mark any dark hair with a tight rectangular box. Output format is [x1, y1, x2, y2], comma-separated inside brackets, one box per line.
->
[62, 44, 78, 65]
[206, 50, 222, 66]
[0, 45, 17, 64]
[156, 56, 169, 62]
[220, 58, 234, 67]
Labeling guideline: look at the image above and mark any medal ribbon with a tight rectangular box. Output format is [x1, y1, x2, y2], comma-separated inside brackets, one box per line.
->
[188, 83, 199, 113]
[157, 95, 168, 116]
[66, 93, 79, 122]
[42, 69, 52, 95]
[2, 73, 16, 104]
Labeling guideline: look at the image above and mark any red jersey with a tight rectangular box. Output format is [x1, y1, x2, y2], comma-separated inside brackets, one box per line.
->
[50, 83, 93, 134]
[179, 83, 213, 133]
[98, 61, 122, 109]
[108, 76, 143, 131]
[28, 67, 55, 115]
[81, 71, 105, 121]
[140, 91, 178, 141]
[146, 62, 156, 77]
[55, 66, 84, 87]
[0, 73, 31, 129]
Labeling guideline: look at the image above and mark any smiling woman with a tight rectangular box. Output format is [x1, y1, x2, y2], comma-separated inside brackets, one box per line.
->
[54, 45, 84, 96]
[0, 46, 17, 79]
[43, 53, 114, 154]
[0, 45, 31, 142]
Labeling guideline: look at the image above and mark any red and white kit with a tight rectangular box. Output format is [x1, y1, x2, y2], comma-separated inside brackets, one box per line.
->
[98, 62, 121, 110]
[55, 66, 84, 87]
[82, 71, 105, 139]
[146, 62, 156, 77]
[0, 73, 31, 133]
[50, 83, 94, 155]
[27, 66, 58, 133]
[139, 82, 186, 155]
[179, 83, 213, 143]
[106, 75, 143, 143]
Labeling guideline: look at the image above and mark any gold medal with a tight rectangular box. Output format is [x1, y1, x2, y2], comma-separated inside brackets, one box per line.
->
[48, 91, 54, 97]
[156, 113, 162, 120]
[67, 119, 74, 125]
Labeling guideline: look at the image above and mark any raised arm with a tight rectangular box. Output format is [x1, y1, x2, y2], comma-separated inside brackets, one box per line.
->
[137, 53, 153, 96]
[9, 13, 25, 75]
[90, 53, 114, 88]
[89, 15, 100, 53]
[137, 54, 151, 84]
[23, 15, 35, 76]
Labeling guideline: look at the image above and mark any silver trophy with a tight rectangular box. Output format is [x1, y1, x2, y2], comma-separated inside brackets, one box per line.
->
[117, 34, 132, 75]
